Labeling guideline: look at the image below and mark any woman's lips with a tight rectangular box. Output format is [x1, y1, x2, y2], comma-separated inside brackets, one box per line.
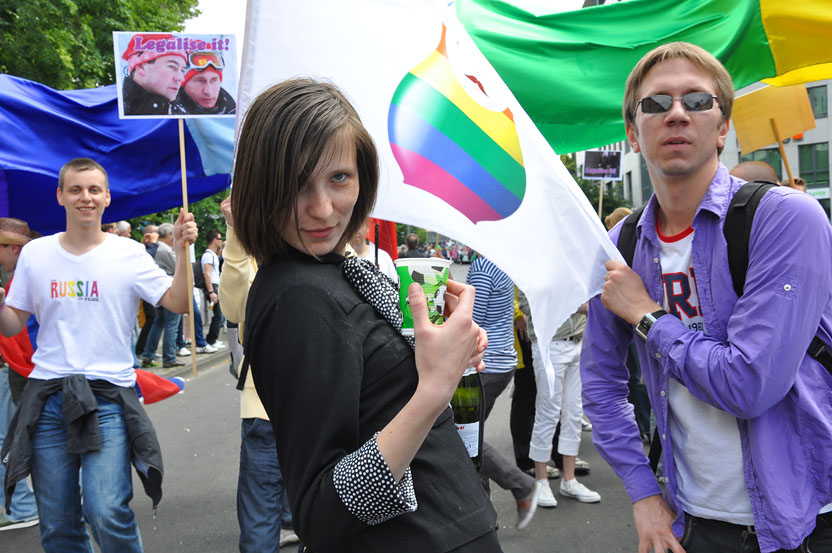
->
[305, 227, 334, 239]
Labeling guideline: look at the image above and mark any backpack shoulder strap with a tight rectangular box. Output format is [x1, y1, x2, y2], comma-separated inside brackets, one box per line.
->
[616, 205, 647, 267]
[723, 180, 777, 298]
[235, 357, 249, 390]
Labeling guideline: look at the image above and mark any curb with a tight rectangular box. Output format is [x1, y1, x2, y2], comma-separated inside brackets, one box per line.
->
[148, 348, 232, 380]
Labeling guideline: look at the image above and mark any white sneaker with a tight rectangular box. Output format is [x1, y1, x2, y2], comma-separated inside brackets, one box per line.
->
[581, 415, 593, 431]
[559, 478, 601, 503]
[176, 347, 191, 356]
[0, 512, 39, 531]
[210, 341, 226, 349]
[536, 479, 557, 508]
[279, 527, 299, 546]
[196, 344, 217, 354]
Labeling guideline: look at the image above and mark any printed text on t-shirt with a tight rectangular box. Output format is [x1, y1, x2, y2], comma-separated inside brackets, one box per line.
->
[50, 280, 100, 302]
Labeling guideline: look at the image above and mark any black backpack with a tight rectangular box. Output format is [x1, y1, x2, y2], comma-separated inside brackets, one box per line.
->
[616, 181, 832, 471]
[192, 259, 206, 290]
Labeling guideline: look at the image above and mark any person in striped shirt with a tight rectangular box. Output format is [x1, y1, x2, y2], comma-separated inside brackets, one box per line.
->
[466, 256, 540, 530]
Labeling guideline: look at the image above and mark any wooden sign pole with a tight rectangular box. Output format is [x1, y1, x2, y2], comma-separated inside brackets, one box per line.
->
[597, 182, 604, 219]
[770, 117, 795, 186]
[178, 119, 198, 377]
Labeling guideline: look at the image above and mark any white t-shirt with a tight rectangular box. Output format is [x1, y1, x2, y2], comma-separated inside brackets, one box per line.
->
[658, 224, 754, 525]
[356, 244, 398, 283]
[201, 249, 220, 290]
[7, 234, 172, 387]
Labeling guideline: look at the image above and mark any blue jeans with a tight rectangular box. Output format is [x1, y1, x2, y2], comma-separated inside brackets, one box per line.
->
[177, 298, 207, 349]
[237, 418, 292, 553]
[143, 307, 181, 364]
[31, 391, 142, 553]
[0, 366, 38, 521]
[678, 512, 832, 553]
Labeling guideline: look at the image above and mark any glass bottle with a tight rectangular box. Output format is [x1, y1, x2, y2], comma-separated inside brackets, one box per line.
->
[450, 367, 484, 470]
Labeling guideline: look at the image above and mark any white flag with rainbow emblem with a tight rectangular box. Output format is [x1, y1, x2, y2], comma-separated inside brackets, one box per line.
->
[238, 0, 623, 386]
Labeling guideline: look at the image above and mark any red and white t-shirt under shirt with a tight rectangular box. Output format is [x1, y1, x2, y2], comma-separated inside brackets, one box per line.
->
[657, 218, 754, 525]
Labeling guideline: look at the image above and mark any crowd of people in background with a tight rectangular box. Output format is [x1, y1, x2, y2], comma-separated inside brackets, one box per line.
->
[397, 233, 475, 265]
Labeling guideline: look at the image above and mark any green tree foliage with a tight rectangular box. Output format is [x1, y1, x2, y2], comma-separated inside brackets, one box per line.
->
[560, 153, 630, 221]
[128, 189, 229, 255]
[0, 0, 200, 90]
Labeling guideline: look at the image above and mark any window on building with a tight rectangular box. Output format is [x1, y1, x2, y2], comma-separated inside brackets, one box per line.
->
[818, 199, 830, 220]
[625, 171, 632, 200]
[639, 156, 652, 206]
[808, 85, 827, 119]
[739, 148, 782, 181]
[799, 142, 830, 187]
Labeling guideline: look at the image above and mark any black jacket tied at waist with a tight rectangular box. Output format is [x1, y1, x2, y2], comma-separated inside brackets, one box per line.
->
[1, 374, 163, 514]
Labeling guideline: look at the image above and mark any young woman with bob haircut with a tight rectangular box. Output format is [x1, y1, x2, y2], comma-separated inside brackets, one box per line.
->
[232, 78, 502, 552]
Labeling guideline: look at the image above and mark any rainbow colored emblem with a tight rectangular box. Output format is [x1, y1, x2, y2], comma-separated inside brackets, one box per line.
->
[388, 26, 526, 223]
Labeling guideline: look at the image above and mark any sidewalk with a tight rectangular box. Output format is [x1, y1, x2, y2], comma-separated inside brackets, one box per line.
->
[140, 328, 233, 379]
[160, 346, 232, 379]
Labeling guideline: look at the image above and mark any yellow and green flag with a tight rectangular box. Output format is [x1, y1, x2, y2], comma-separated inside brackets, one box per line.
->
[458, 0, 832, 153]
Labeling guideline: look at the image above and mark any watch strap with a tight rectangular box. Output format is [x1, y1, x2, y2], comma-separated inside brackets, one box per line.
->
[635, 309, 668, 341]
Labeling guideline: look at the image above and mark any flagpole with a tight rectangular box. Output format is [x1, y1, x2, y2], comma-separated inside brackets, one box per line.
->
[770, 117, 795, 186]
[179, 119, 198, 377]
[374, 222, 379, 267]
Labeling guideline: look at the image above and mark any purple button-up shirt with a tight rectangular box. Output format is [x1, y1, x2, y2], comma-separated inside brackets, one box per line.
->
[581, 164, 832, 552]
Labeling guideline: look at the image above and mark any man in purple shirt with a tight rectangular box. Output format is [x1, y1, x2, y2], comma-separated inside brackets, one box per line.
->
[581, 42, 832, 553]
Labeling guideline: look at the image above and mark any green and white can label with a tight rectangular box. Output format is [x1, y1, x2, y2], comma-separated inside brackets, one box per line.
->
[394, 257, 452, 336]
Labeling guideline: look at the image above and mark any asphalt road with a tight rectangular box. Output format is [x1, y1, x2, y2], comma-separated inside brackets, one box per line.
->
[1, 355, 642, 553]
[2, 262, 644, 552]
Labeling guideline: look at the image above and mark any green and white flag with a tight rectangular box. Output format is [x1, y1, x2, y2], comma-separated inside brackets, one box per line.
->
[459, 0, 832, 153]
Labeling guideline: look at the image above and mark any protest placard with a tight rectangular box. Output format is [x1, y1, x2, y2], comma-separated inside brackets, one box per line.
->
[583, 150, 622, 181]
[113, 32, 237, 119]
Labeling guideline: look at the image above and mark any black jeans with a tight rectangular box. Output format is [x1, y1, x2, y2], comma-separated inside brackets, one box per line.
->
[678, 511, 832, 553]
[509, 336, 563, 471]
[135, 299, 156, 357]
[206, 298, 224, 345]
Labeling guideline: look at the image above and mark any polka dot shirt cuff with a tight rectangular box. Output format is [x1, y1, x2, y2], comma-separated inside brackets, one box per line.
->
[333, 432, 418, 526]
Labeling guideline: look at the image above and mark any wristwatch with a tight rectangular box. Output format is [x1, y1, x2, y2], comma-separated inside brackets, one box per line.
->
[635, 309, 668, 341]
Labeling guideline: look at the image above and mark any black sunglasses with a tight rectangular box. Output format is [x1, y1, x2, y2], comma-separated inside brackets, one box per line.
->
[637, 92, 718, 114]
